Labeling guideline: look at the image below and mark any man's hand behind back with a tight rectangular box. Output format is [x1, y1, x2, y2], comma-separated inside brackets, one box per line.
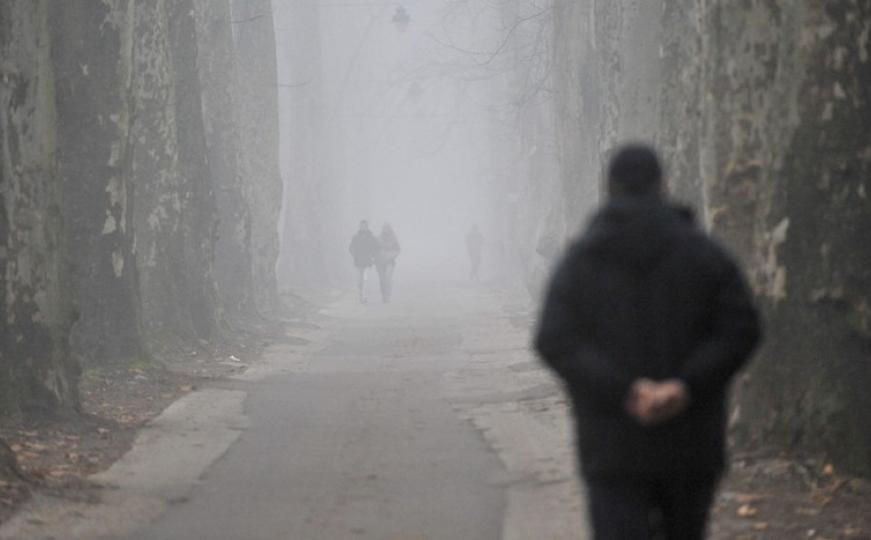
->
[624, 378, 690, 427]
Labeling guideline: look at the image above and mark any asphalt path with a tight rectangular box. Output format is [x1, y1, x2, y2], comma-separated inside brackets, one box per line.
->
[128, 287, 507, 540]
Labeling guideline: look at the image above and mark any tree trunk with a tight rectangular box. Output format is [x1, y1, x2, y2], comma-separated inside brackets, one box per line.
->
[49, 0, 143, 366]
[0, 0, 79, 416]
[131, 0, 220, 349]
[274, 0, 330, 290]
[192, 0, 256, 318]
[231, 0, 283, 315]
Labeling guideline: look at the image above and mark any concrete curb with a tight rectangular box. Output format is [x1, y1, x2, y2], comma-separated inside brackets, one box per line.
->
[0, 389, 248, 540]
[445, 290, 590, 539]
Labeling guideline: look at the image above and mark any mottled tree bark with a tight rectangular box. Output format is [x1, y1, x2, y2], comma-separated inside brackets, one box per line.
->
[49, 0, 143, 366]
[131, 0, 220, 348]
[231, 0, 283, 315]
[192, 0, 256, 317]
[698, 1, 871, 475]
[166, 0, 222, 340]
[0, 0, 79, 415]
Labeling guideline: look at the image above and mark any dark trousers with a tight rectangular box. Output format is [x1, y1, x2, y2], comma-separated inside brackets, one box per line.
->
[587, 473, 718, 540]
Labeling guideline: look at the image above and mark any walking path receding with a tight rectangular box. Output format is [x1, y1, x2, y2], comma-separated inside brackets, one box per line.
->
[0, 284, 587, 540]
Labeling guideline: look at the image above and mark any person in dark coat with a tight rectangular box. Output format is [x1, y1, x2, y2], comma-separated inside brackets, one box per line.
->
[349, 220, 380, 304]
[534, 144, 761, 540]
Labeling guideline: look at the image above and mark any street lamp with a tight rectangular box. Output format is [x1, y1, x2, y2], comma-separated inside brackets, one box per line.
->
[317, 3, 411, 33]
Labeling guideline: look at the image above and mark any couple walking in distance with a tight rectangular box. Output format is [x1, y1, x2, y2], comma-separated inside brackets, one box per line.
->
[349, 220, 400, 304]
[535, 144, 762, 539]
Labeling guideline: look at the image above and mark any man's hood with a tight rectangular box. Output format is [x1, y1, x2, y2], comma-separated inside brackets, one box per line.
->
[582, 198, 696, 271]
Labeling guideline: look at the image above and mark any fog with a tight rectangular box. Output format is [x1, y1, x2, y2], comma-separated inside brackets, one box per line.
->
[3, 1, 869, 537]
[274, 1, 511, 286]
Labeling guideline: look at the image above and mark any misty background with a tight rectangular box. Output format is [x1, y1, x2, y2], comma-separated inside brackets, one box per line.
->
[1, 1, 871, 535]
[275, 1, 520, 287]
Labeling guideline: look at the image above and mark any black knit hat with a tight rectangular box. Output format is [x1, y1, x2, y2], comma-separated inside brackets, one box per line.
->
[607, 144, 663, 198]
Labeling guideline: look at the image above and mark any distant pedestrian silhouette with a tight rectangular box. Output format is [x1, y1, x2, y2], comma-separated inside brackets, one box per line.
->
[376, 224, 401, 303]
[349, 220, 380, 304]
[535, 144, 761, 540]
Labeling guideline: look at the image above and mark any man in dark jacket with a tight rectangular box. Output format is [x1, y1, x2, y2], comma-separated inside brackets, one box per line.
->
[349, 220, 380, 304]
[534, 144, 761, 539]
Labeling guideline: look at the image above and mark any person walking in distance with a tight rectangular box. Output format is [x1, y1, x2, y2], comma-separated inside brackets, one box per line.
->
[349, 220, 380, 304]
[465, 225, 484, 281]
[376, 224, 401, 303]
[534, 144, 761, 540]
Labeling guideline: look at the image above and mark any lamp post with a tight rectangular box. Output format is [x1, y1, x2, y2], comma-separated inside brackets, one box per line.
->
[318, 2, 411, 33]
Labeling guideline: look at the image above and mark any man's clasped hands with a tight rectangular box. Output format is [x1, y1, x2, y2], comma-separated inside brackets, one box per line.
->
[624, 378, 690, 426]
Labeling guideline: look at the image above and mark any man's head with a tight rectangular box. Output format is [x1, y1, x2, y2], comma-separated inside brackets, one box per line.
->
[607, 144, 663, 199]
[359, 220, 369, 231]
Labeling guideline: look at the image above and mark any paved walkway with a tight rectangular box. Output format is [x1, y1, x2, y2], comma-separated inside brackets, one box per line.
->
[1, 284, 587, 539]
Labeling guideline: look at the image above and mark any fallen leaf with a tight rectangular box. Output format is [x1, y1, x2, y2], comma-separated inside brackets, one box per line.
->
[822, 463, 835, 476]
[753, 522, 769, 531]
[178, 385, 194, 392]
[737, 504, 759, 518]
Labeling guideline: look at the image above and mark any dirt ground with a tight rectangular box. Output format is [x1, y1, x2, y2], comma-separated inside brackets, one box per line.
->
[711, 451, 871, 539]
[0, 362, 195, 524]
[0, 293, 314, 526]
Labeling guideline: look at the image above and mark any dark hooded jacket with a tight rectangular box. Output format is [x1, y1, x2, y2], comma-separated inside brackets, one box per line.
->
[534, 198, 761, 478]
